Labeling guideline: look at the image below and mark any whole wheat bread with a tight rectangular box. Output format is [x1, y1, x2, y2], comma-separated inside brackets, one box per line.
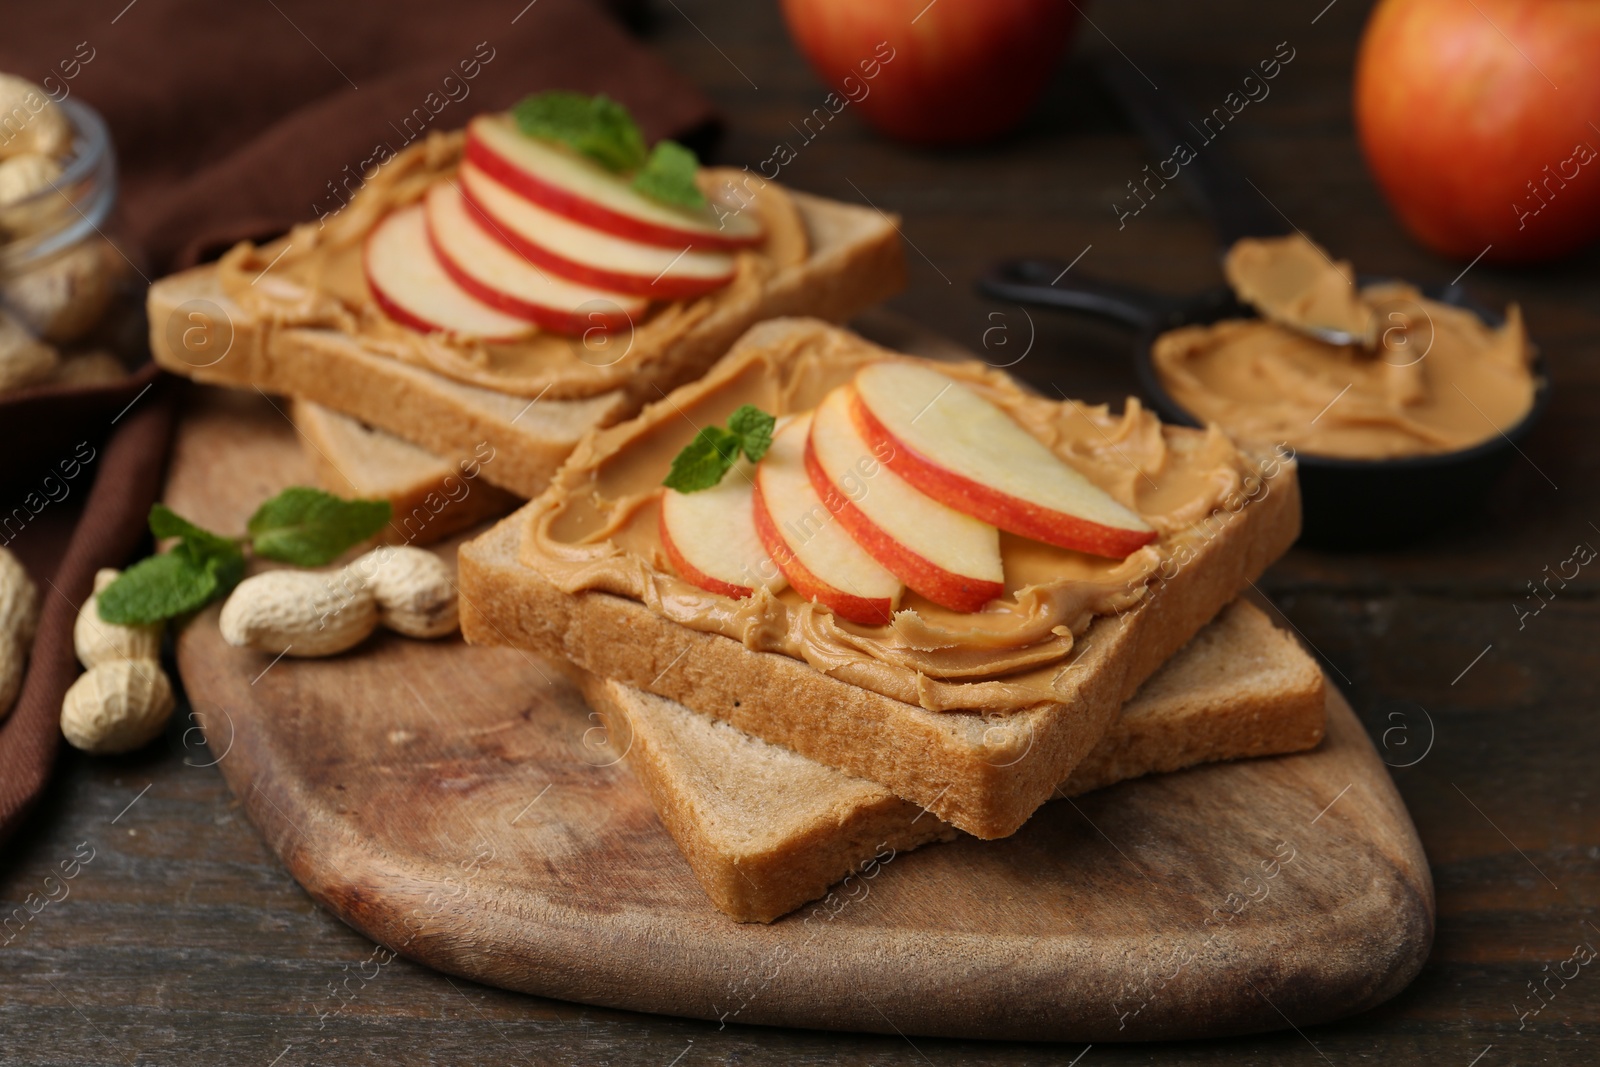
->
[147, 190, 905, 498]
[459, 319, 1303, 838]
[576, 598, 1325, 922]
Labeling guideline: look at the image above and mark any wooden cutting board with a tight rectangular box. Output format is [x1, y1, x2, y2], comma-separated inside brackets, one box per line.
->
[165, 384, 1433, 1043]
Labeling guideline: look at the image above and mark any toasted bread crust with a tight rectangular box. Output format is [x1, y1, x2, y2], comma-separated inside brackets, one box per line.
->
[578, 599, 1325, 922]
[291, 400, 519, 546]
[1056, 600, 1325, 795]
[580, 674, 956, 925]
[148, 191, 906, 498]
[459, 320, 1303, 838]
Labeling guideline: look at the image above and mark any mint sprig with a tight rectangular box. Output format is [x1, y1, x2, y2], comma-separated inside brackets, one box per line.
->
[514, 91, 647, 172]
[632, 140, 705, 209]
[99, 548, 243, 627]
[149, 503, 232, 550]
[662, 405, 776, 493]
[247, 487, 392, 567]
[96, 488, 391, 626]
[513, 91, 704, 211]
[725, 404, 773, 461]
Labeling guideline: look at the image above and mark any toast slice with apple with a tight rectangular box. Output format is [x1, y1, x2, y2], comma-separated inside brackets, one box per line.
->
[459, 318, 1302, 838]
[576, 599, 1326, 923]
[147, 98, 905, 500]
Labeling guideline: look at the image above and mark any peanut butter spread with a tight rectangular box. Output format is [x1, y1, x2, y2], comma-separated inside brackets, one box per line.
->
[1224, 234, 1376, 345]
[214, 131, 810, 400]
[1156, 239, 1537, 460]
[519, 326, 1268, 714]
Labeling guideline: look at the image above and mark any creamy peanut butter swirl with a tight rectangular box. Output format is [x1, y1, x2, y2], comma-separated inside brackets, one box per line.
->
[518, 326, 1258, 714]
[1157, 235, 1538, 460]
[1224, 234, 1377, 345]
[213, 130, 809, 400]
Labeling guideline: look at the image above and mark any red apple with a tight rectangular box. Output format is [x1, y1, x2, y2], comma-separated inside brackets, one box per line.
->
[659, 464, 786, 599]
[753, 413, 902, 625]
[423, 181, 646, 334]
[780, 0, 1078, 145]
[363, 203, 534, 341]
[465, 114, 764, 252]
[807, 384, 1003, 613]
[851, 362, 1156, 559]
[1355, 0, 1600, 262]
[459, 160, 738, 300]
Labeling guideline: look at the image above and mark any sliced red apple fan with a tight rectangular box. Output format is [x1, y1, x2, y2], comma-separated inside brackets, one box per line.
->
[659, 364, 1158, 624]
[363, 102, 763, 340]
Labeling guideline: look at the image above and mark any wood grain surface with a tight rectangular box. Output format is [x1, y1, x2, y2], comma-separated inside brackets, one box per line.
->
[5, 1, 1599, 1063]
[149, 386, 1430, 1042]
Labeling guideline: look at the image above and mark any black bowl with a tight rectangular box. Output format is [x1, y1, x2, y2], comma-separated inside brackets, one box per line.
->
[978, 258, 1551, 550]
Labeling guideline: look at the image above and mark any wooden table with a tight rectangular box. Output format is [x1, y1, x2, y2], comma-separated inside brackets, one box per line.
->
[5, 1, 1597, 1063]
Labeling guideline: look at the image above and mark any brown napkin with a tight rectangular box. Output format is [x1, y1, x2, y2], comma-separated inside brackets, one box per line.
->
[0, 0, 719, 844]
[0, 385, 176, 846]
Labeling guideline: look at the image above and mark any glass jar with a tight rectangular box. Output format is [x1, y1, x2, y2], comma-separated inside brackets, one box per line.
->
[0, 96, 146, 397]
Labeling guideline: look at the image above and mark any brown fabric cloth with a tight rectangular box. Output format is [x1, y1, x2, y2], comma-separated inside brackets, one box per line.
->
[1, 383, 177, 847]
[0, 0, 719, 844]
[1, 0, 717, 274]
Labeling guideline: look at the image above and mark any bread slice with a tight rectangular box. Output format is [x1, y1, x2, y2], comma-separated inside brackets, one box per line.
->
[290, 400, 519, 546]
[147, 190, 905, 499]
[459, 319, 1303, 838]
[576, 598, 1325, 922]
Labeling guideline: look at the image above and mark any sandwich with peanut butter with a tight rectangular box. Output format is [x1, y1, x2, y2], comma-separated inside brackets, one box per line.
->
[459, 318, 1304, 839]
[147, 92, 905, 498]
[284, 332, 1323, 921]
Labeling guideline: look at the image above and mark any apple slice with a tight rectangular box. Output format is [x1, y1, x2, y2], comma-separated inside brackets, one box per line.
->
[363, 203, 535, 342]
[424, 181, 647, 335]
[659, 461, 786, 599]
[753, 414, 902, 625]
[465, 113, 764, 252]
[807, 385, 1003, 613]
[852, 362, 1158, 559]
[460, 160, 736, 299]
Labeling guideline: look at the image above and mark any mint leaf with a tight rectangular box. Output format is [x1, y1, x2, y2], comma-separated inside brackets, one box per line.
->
[663, 426, 741, 493]
[662, 406, 777, 492]
[632, 140, 705, 209]
[149, 503, 240, 558]
[98, 504, 249, 624]
[514, 91, 646, 173]
[726, 404, 774, 463]
[247, 487, 391, 567]
[148, 503, 210, 541]
[97, 551, 221, 625]
[181, 536, 247, 601]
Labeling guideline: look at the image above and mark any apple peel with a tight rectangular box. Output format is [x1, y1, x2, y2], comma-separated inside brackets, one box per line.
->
[806, 384, 1003, 613]
[851, 362, 1157, 559]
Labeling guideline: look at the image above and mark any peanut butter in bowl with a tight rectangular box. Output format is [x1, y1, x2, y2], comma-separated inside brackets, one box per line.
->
[1153, 235, 1538, 461]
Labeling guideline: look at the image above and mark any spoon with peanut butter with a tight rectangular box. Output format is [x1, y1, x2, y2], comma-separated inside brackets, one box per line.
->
[977, 236, 1544, 547]
[1221, 233, 1378, 348]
